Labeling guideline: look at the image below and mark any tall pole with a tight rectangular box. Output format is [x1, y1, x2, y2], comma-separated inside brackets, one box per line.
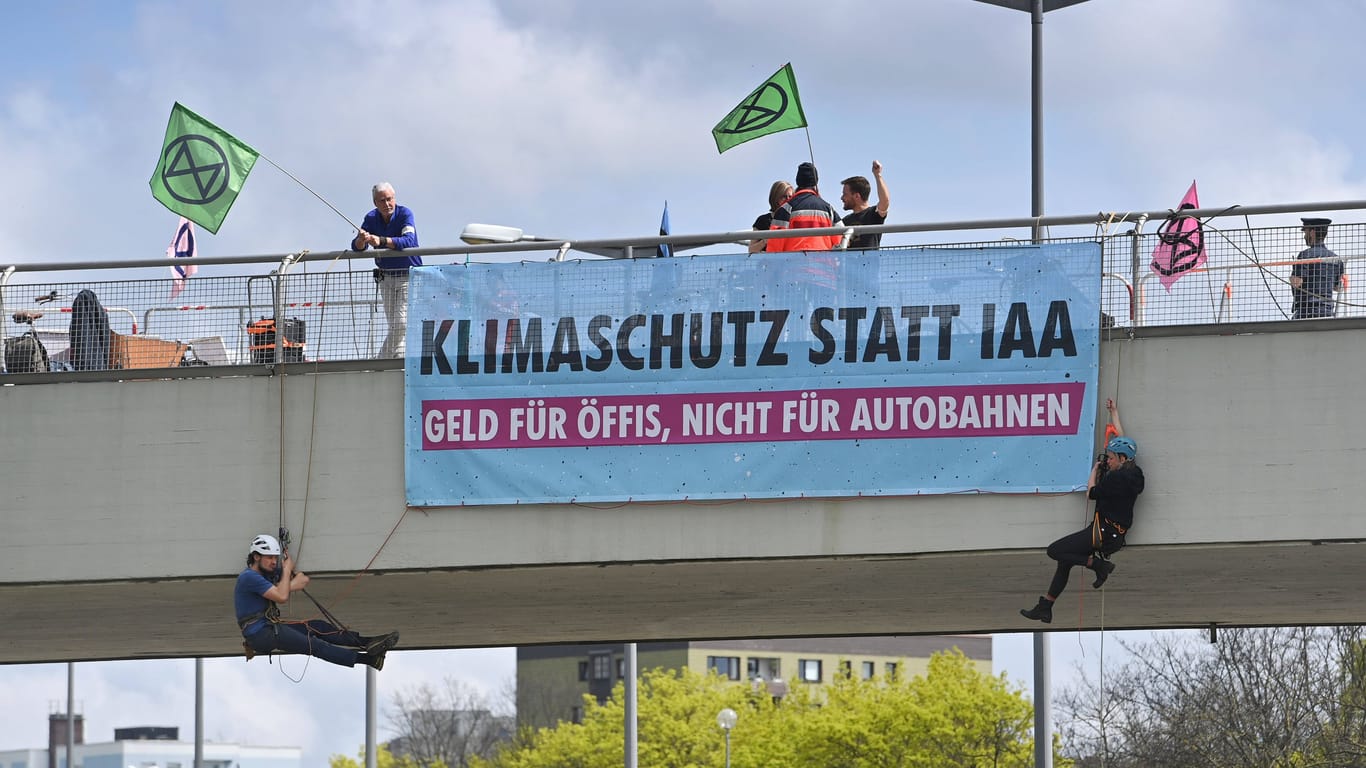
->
[1033, 634, 1051, 768]
[66, 663, 74, 768]
[1030, 15, 1050, 764]
[624, 644, 638, 768]
[365, 668, 377, 768]
[195, 659, 204, 768]
[1031, 0, 1045, 242]
[971, 5, 1090, 763]
[1029, 5, 1050, 757]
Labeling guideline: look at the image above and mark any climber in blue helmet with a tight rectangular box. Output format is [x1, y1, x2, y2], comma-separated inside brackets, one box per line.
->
[1022, 398, 1145, 624]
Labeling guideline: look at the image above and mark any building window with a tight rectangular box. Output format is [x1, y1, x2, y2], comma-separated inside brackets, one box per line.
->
[747, 657, 781, 680]
[799, 659, 822, 683]
[592, 654, 613, 680]
[707, 655, 741, 680]
[571, 705, 584, 724]
[860, 661, 875, 680]
[578, 661, 589, 681]
[885, 661, 899, 680]
[839, 660, 852, 678]
[617, 658, 626, 679]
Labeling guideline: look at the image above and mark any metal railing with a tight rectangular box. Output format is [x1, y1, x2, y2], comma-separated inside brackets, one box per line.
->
[2, 200, 1363, 377]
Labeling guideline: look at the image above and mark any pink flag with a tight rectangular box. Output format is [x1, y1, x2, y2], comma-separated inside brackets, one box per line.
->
[1149, 181, 1204, 291]
[167, 217, 197, 300]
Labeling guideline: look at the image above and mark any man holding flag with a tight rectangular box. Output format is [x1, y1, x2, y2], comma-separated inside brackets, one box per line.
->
[351, 182, 420, 359]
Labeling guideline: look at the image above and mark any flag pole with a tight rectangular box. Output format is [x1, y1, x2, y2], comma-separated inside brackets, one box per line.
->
[804, 127, 816, 169]
[257, 153, 361, 232]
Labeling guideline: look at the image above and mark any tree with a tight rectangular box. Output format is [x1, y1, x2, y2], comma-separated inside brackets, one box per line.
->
[793, 651, 1039, 768]
[1058, 626, 1366, 768]
[476, 651, 1047, 768]
[386, 676, 514, 768]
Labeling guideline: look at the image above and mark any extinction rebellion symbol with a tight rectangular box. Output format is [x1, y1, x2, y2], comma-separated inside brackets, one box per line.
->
[159, 134, 231, 205]
[717, 82, 790, 135]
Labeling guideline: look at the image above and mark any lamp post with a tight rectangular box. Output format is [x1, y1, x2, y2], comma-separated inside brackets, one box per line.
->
[716, 708, 737, 768]
[970, 0, 1090, 242]
[968, 6, 1090, 764]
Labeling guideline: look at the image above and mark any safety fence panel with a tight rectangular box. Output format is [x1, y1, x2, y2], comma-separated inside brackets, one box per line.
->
[405, 244, 1102, 506]
[1130, 223, 1364, 325]
[1, 222, 1356, 377]
[0, 270, 385, 371]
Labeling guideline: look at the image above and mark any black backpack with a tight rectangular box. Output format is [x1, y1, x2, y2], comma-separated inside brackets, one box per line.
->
[5, 331, 49, 373]
[69, 289, 111, 371]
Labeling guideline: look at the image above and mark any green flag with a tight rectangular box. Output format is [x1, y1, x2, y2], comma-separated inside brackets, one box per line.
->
[712, 63, 808, 154]
[149, 102, 259, 234]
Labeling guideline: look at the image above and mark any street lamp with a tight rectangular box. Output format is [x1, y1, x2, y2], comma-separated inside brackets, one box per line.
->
[971, 0, 1091, 241]
[716, 708, 737, 768]
[965, 9, 1093, 764]
[460, 223, 718, 260]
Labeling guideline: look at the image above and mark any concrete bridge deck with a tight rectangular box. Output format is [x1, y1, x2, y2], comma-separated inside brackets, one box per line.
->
[2, 321, 1362, 663]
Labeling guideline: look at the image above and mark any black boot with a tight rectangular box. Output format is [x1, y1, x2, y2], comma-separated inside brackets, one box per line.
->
[359, 651, 385, 671]
[366, 631, 400, 655]
[1020, 596, 1053, 623]
[1091, 557, 1115, 589]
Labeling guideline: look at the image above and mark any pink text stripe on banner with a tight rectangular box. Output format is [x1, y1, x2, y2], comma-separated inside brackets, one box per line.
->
[422, 382, 1084, 450]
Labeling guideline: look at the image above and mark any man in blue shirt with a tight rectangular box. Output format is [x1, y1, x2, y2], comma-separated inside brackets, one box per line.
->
[351, 182, 420, 358]
[235, 533, 399, 669]
[1291, 217, 1344, 319]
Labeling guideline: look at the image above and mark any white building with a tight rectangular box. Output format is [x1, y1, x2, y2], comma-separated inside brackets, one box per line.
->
[0, 722, 300, 768]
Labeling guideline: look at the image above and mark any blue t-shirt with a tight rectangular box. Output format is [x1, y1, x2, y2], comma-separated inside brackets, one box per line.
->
[351, 205, 421, 271]
[234, 568, 275, 636]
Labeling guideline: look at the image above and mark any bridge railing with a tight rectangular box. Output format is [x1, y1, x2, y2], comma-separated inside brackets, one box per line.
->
[2, 202, 1362, 374]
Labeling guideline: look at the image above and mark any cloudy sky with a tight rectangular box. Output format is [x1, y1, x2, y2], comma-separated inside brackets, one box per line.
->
[2, 0, 1364, 765]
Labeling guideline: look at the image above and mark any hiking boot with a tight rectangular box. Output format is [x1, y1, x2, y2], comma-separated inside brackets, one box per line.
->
[1091, 557, 1115, 589]
[1020, 596, 1053, 623]
[361, 651, 385, 671]
[366, 631, 400, 655]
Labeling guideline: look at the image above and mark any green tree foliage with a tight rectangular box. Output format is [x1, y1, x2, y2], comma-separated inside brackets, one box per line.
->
[476, 650, 1048, 768]
[794, 652, 1038, 768]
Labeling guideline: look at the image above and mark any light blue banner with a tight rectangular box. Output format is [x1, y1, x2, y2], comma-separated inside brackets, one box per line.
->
[405, 244, 1101, 505]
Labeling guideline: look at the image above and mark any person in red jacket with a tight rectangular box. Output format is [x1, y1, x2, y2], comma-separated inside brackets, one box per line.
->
[768, 162, 841, 253]
[769, 162, 841, 309]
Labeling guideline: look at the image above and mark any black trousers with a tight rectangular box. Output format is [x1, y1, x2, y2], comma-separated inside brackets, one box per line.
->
[1045, 524, 1124, 598]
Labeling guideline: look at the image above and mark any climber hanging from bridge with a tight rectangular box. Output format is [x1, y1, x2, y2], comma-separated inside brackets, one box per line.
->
[235, 533, 400, 669]
[1021, 398, 1145, 624]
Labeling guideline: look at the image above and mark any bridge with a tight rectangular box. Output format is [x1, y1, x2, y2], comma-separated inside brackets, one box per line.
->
[3, 206, 1364, 664]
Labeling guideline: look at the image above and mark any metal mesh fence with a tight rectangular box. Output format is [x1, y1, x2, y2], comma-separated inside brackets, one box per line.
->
[0, 221, 1358, 374]
[1, 270, 387, 371]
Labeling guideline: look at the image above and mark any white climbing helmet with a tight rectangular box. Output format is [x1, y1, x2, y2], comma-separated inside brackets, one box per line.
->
[250, 534, 282, 556]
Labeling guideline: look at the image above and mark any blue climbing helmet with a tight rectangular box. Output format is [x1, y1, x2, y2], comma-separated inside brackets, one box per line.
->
[1106, 436, 1137, 459]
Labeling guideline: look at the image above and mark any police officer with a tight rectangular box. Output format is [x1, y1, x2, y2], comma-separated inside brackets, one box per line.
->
[1291, 217, 1344, 319]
